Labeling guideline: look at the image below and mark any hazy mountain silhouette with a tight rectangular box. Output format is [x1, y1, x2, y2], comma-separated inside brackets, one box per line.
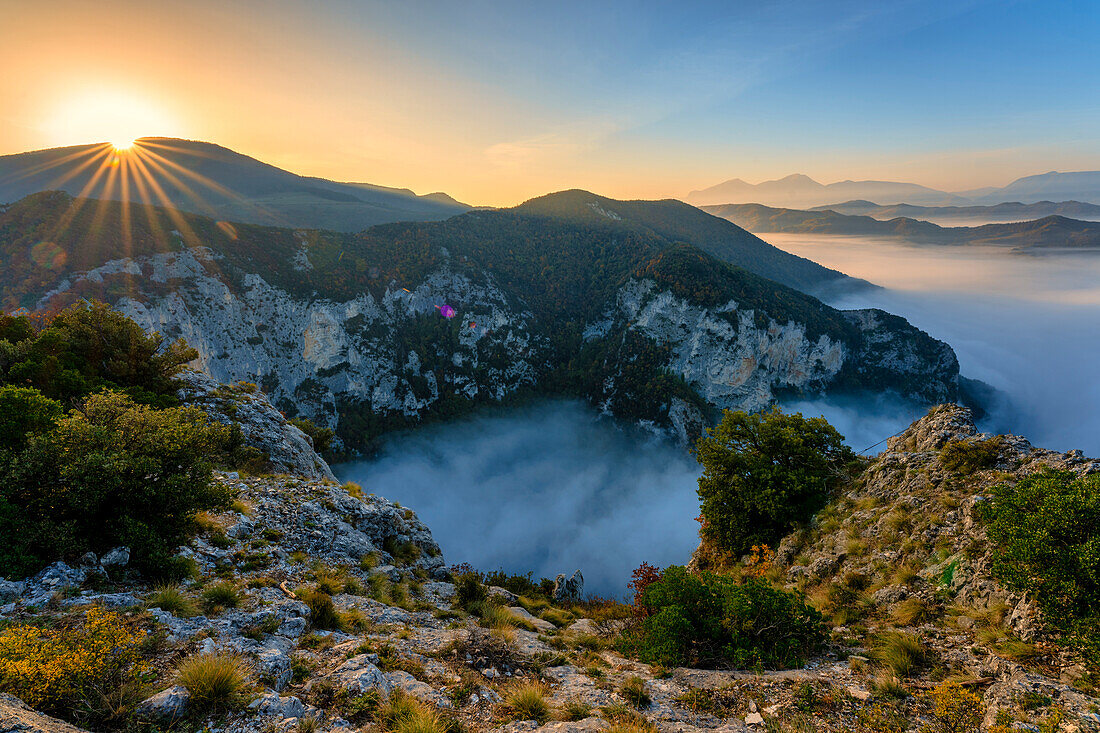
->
[0, 138, 468, 231]
[813, 199, 1100, 222]
[686, 174, 966, 208]
[956, 171, 1100, 205]
[704, 203, 1100, 252]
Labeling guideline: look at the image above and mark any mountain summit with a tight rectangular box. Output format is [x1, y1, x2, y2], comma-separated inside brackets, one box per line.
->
[687, 174, 965, 208]
[0, 138, 469, 231]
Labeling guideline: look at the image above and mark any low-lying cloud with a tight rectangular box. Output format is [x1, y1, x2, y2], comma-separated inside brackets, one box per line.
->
[337, 234, 1100, 596]
[336, 400, 702, 598]
[770, 233, 1100, 456]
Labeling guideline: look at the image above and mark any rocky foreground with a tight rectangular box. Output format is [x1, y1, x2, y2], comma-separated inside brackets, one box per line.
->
[2, 404, 1100, 733]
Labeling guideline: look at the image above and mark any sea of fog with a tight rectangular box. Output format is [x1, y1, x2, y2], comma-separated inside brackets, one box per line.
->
[335, 401, 702, 597]
[768, 233, 1100, 458]
[336, 235, 1100, 595]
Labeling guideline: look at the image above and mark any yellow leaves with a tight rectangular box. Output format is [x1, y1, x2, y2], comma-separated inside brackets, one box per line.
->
[929, 681, 983, 733]
[0, 607, 147, 710]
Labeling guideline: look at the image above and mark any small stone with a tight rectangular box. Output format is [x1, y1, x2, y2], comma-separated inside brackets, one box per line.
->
[745, 712, 764, 725]
[847, 686, 872, 701]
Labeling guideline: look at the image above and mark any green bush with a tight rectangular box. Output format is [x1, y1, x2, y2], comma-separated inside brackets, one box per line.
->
[940, 437, 1004, 474]
[0, 301, 196, 406]
[0, 390, 232, 578]
[695, 407, 854, 556]
[0, 386, 61, 453]
[978, 469, 1100, 664]
[289, 417, 334, 455]
[621, 566, 824, 669]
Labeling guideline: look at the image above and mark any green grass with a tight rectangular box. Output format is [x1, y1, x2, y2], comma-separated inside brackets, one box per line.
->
[872, 632, 926, 677]
[558, 700, 593, 721]
[201, 582, 240, 613]
[299, 588, 344, 630]
[147, 585, 198, 618]
[508, 682, 551, 723]
[620, 676, 651, 709]
[176, 652, 252, 711]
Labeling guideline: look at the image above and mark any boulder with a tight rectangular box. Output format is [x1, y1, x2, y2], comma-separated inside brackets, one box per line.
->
[135, 685, 190, 721]
[100, 546, 130, 567]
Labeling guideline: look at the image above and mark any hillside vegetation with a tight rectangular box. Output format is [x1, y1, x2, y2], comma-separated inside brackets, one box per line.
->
[0, 191, 959, 453]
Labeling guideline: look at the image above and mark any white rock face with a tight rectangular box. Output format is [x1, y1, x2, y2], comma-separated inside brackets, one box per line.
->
[38, 252, 955, 446]
[609, 279, 845, 414]
[42, 251, 542, 434]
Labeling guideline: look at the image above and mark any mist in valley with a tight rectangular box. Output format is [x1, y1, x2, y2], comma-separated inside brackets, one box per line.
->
[335, 401, 703, 598]
[770, 233, 1100, 457]
[336, 234, 1100, 596]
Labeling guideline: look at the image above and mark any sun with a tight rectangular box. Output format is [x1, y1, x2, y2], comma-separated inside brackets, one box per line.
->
[46, 89, 179, 148]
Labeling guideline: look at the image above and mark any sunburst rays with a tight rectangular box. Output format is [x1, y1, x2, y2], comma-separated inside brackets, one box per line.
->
[0, 139, 294, 284]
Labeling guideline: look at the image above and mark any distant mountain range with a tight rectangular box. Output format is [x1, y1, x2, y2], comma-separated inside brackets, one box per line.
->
[811, 200, 1100, 223]
[703, 203, 1100, 252]
[688, 171, 1100, 209]
[0, 138, 469, 231]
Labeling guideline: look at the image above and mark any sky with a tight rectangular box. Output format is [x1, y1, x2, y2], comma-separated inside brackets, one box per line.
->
[2, 0, 1098, 206]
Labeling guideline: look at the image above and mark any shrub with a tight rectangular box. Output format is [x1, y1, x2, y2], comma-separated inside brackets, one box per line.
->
[620, 676, 651, 708]
[0, 301, 196, 405]
[695, 408, 855, 556]
[872, 632, 926, 677]
[0, 385, 61, 453]
[977, 469, 1100, 664]
[508, 682, 551, 723]
[940, 437, 1004, 474]
[454, 571, 488, 611]
[301, 588, 343, 630]
[290, 417, 334, 455]
[147, 585, 198, 618]
[0, 607, 148, 723]
[622, 566, 824, 669]
[176, 652, 252, 711]
[0, 390, 233, 578]
[930, 681, 983, 733]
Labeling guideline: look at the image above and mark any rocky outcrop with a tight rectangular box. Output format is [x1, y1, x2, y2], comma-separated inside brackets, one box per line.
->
[178, 369, 336, 480]
[35, 247, 958, 450]
[0, 694, 88, 733]
[63, 251, 544, 435]
[553, 571, 584, 603]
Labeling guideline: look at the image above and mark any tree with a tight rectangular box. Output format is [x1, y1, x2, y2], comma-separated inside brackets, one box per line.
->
[0, 391, 232, 578]
[1, 301, 196, 406]
[695, 407, 854, 556]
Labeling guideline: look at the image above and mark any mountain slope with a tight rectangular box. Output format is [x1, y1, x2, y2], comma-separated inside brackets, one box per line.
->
[513, 190, 870, 295]
[0, 138, 468, 231]
[686, 174, 966, 208]
[958, 171, 1100, 205]
[704, 203, 1100, 251]
[814, 199, 1100, 223]
[0, 191, 961, 452]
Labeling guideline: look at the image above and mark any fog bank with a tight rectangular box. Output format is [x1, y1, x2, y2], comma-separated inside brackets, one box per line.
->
[769, 234, 1100, 456]
[335, 401, 702, 597]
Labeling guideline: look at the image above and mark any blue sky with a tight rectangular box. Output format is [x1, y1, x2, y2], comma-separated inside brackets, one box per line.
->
[3, 0, 1098, 202]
